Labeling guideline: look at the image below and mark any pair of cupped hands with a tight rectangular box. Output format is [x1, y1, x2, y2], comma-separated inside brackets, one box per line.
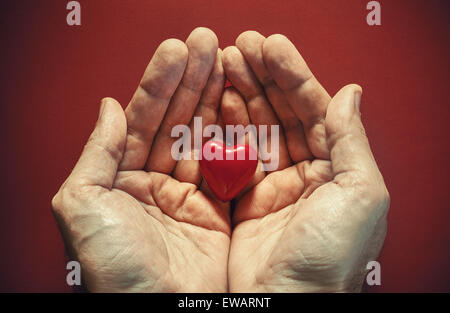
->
[52, 28, 389, 292]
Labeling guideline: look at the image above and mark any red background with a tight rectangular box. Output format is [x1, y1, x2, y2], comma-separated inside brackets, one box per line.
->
[0, 0, 449, 292]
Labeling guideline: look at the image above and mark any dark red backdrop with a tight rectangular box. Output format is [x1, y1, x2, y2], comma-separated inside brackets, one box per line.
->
[0, 0, 449, 292]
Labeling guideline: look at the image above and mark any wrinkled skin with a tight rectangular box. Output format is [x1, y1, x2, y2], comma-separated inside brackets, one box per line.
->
[52, 28, 389, 292]
[222, 32, 389, 292]
[52, 28, 230, 292]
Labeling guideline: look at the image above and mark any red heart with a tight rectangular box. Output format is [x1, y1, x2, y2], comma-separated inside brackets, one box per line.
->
[199, 141, 258, 202]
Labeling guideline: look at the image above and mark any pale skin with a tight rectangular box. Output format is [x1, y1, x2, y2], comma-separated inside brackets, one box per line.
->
[52, 28, 389, 292]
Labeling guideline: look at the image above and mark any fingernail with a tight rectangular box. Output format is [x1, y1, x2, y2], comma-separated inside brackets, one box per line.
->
[354, 91, 362, 111]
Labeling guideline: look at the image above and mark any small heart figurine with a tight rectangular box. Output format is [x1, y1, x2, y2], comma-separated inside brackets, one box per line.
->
[199, 141, 258, 202]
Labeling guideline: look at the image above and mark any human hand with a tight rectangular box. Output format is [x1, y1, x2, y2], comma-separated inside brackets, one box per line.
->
[52, 28, 230, 292]
[222, 31, 390, 292]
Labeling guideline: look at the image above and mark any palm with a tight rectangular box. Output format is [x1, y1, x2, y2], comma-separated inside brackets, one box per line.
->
[229, 160, 332, 291]
[79, 170, 229, 291]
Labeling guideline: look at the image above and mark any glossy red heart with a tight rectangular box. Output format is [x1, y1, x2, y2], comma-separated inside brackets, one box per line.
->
[199, 141, 258, 202]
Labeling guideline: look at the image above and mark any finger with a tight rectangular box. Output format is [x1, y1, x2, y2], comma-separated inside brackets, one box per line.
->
[67, 98, 126, 189]
[236, 31, 312, 163]
[120, 39, 188, 170]
[222, 46, 291, 172]
[146, 27, 219, 174]
[173, 49, 225, 185]
[220, 87, 265, 196]
[233, 160, 332, 224]
[113, 170, 230, 235]
[221, 88, 251, 134]
[262, 34, 331, 159]
[196, 49, 226, 144]
[326, 84, 386, 193]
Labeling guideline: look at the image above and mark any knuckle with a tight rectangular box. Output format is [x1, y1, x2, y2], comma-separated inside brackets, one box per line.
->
[336, 171, 369, 191]
[356, 124, 367, 138]
[376, 187, 391, 212]
[338, 172, 389, 211]
[51, 192, 63, 214]
[364, 181, 390, 208]
[361, 184, 390, 212]
[51, 182, 86, 215]
[222, 97, 240, 114]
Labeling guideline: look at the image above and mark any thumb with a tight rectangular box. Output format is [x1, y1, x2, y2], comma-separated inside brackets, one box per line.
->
[325, 84, 383, 188]
[68, 97, 127, 189]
